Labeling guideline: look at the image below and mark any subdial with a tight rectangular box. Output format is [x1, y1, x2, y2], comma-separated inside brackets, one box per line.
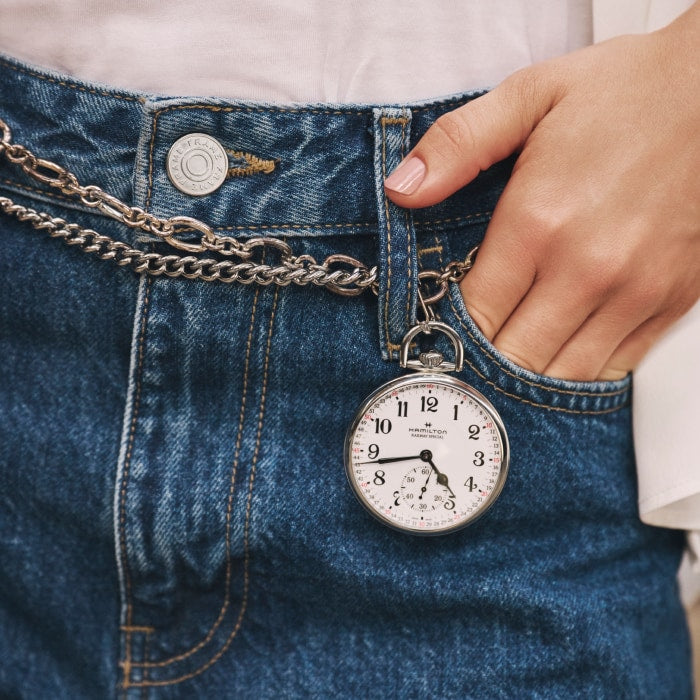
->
[400, 465, 454, 512]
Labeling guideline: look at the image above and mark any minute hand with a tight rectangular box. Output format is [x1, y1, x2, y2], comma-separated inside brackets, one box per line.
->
[360, 455, 422, 465]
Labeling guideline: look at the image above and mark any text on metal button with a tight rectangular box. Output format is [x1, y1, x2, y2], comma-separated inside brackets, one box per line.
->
[166, 133, 227, 196]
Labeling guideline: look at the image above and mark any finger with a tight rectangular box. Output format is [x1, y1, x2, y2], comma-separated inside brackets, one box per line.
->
[459, 201, 537, 341]
[539, 302, 651, 381]
[489, 273, 600, 376]
[597, 315, 680, 380]
[384, 67, 558, 208]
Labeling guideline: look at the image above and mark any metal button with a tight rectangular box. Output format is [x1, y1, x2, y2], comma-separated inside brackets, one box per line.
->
[166, 133, 228, 196]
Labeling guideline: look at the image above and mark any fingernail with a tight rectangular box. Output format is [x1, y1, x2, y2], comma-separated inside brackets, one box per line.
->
[384, 157, 426, 195]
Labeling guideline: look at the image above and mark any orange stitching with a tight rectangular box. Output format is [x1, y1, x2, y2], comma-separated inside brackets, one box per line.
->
[120, 625, 155, 633]
[462, 349, 628, 415]
[129, 286, 279, 687]
[0, 57, 142, 102]
[132, 285, 262, 668]
[417, 245, 443, 257]
[118, 276, 152, 690]
[225, 149, 276, 177]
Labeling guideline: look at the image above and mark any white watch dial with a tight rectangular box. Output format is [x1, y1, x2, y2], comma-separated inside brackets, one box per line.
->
[345, 374, 509, 535]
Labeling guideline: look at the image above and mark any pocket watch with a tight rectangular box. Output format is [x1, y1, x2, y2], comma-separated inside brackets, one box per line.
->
[344, 321, 509, 535]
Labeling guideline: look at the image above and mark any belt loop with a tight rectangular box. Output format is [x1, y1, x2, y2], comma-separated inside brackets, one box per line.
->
[373, 107, 418, 361]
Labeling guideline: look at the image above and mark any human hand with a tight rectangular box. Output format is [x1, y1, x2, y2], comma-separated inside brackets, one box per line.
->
[385, 5, 700, 381]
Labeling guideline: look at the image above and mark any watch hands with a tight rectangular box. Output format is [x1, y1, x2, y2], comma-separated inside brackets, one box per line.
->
[359, 454, 422, 465]
[418, 471, 432, 500]
[420, 450, 457, 499]
[361, 450, 457, 499]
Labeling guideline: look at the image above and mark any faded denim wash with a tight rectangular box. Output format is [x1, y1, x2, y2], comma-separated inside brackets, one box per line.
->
[0, 53, 691, 699]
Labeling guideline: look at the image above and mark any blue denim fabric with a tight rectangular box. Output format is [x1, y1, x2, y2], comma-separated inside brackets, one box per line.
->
[0, 54, 691, 699]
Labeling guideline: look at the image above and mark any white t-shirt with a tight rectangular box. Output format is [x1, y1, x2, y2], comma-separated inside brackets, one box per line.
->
[0, 0, 592, 101]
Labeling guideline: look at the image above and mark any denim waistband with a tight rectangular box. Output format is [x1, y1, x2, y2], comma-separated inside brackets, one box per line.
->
[0, 52, 512, 242]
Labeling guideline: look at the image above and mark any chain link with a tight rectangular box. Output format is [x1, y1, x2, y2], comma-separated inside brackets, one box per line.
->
[0, 117, 476, 300]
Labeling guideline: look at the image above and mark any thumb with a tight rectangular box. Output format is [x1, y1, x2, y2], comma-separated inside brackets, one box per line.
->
[384, 69, 557, 208]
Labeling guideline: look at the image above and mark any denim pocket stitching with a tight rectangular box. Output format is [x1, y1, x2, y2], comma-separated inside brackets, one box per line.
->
[446, 287, 629, 400]
[118, 275, 153, 690]
[126, 286, 279, 688]
[380, 117, 393, 352]
[435, 229, 629, 400]
[128, 285, 260, 674]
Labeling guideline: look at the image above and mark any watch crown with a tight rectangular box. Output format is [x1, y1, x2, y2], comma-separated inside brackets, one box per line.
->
[419, 350, 444, 368]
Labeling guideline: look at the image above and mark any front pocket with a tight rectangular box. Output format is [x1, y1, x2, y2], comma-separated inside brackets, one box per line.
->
[442, 282, 631, 415]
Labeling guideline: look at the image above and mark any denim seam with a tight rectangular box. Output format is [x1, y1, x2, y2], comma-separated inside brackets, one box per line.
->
[141, 631, 151, 695]
[0, 177, 76, 205]
[0, 176, 495, 234]
[118, 275, 153, 691]
[141, 97, 475, 120]
[380, 117, 393, 353]
[0, 56, 143, 102]
[401, 118, 412, 331]
[129, 286, 279, 687]
[145, 111, 160, 211]
[130, 285, 262, 670]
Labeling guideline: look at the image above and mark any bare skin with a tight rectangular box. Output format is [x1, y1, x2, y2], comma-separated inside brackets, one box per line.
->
[385, 3, 700, 382]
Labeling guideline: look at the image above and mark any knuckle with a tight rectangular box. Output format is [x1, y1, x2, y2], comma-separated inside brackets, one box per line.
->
[431, 110, 476, 155]
[518, 200, 562, 240]
[584, 248, 633, 296]
[501, 65, 556, 126]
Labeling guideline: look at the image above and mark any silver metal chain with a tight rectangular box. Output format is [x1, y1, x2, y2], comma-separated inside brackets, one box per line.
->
[0, 117, 477, 299]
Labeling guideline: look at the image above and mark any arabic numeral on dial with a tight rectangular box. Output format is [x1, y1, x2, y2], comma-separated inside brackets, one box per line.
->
[397, 401, 408, 417]
[374, 418, 392, 434]
[444, 499, 455, 510]
[367, 444, 379, 459]
[373, 470, 386, 485]
[421, 396, 438, 413]
[453, 404, 459, 420]
[473, 451, 485, 466]
[392, 490, 401, 506]
[468, 424, 480, 439]
[464, 477, 477, 492]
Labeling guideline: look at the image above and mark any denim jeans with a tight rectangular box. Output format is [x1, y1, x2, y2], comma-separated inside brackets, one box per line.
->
[0, 53, 691, 699]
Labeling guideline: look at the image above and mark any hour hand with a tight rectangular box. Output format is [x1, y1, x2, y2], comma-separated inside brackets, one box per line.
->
[359, 454, 422, 465]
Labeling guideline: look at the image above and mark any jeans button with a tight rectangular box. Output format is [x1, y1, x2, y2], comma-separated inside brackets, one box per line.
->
[166, 133, 228, 195]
